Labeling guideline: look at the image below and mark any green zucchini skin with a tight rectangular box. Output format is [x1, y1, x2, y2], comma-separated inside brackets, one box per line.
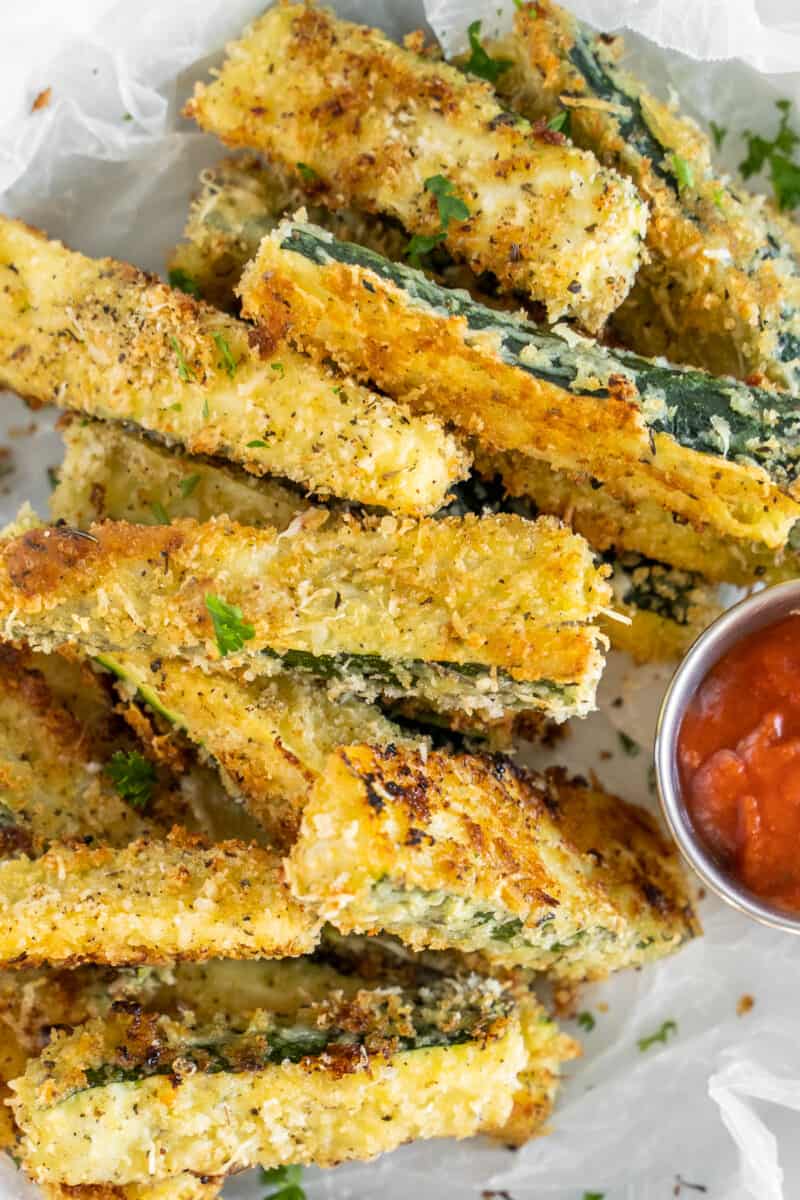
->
[267, 647, 574, 714]
[283, 225, 800, 488]
[70, 977, 514, 1100]
[606, 553, 708, 626]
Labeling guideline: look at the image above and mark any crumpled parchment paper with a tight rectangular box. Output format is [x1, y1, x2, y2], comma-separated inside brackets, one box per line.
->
[1, 1, 800, 1196]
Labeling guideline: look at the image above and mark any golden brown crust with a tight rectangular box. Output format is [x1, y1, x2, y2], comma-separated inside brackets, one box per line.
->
[287, 744, 699, 980]
[0, 513, 610, 698]
[0, 829, 320, 968]
[185, 3, 646, 331]
[0, 215, 468, 515]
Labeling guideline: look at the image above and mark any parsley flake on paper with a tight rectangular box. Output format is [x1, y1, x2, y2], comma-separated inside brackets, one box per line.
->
[740, 99, 800, 210]
[637, 1019, 677, 1052]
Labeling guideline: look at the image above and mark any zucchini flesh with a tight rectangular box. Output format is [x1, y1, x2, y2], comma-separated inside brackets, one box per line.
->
[239, 219, 800, 548]
[184, 3, 647, 333]
[285, 744, 700, 981]
[0, 514, 611, 721]
[0, 216, 469, 517]
[491, 0, 800, 392]
[12, 978, 528, 1184]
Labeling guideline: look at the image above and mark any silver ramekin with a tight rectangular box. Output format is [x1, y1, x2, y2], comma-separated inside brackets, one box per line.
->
[655, 579, 800, 933]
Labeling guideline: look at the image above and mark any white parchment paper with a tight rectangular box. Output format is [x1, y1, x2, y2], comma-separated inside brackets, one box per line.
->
[2, 2, 800, 1197]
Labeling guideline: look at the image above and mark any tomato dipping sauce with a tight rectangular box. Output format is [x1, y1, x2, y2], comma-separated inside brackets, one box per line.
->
[678, 613, 800, 914]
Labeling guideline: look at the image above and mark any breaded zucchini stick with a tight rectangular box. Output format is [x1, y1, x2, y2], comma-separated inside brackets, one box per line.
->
[490, 1, 800, 391]
[0, 644, 320, 966]
[481, 448, 800, 584]
[99, 653, 413, 848]
[286, 745, 699, 981]
[11, 977, 532, 1184]
[604, 553, 721, 664]
[0, 217, 468, 515]
[0, 643, 178, 855]
[168, 155, 409, 312]
[239, 218, 800, 548]
[1, 954, 576, 1159]
[0, 829, 319, 968]
[52, 417, 308, 532]
[184, 4, 646, 332]
[0, 514, 611, 721]
[446, 473, 723, 663]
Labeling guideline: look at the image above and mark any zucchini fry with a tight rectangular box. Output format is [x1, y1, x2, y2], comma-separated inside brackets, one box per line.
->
[1, 954, 577, 1159]
[184, 4, 647, 332]
[168, 155, 410, 312]
[605, 553, 721, 663]
[286, 745, 700, 982]
[99, 653, 413, 848]
[0, 643, 175, 854]
[52, 417, 308, 532]
[490, 0, 800, 391]
[0, 514, 611, 721]
[239, 219, 800, 548]
[0, 829, 319, 968]
[0, 642, 320, 967]
[0, 216, 468, 515]
[447, 473, 723, 663]
[11, 977, 531, 1184]
[482, 448, 800, 585]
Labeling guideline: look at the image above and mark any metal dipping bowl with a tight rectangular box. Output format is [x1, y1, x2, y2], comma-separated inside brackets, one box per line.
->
[655, 579, 800, 933]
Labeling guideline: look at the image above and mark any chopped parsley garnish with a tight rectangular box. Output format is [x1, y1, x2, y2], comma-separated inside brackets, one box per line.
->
[583, 1193, 605, 1200]
[150, 500, 171, 525]
[740, 99, 800, 211]
[261, 1165, 306, 1200]
[637, 1018, 677, 1052]
[709, 120, 727, 150]
[463, 20, 512, 84]
[406, 175, 471, 266]
[547, 110, 570, 135]
[168, 268, 201, 298]
[205, 593, 256, 657]
[271, 362, 285, 378]
[296, 162, 318, 182]
[202, 397, 210, 419]
[247, 439, 270, 448]
[169, 336, 195, 382]
[47, 465, 59, 491]
[179, 473, 200, 499]
[211, 330, 237, 378]
[618, 731, 640, 757]
[670, 153, 694, 192]
[106, 750, 156, 811]
[426, 173, 471, 227]
[406, 232, 447, 266]
[577, 1011, 596, 1032]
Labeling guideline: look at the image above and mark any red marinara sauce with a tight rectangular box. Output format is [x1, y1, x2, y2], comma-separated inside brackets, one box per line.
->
[678, 613, 800, 912]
